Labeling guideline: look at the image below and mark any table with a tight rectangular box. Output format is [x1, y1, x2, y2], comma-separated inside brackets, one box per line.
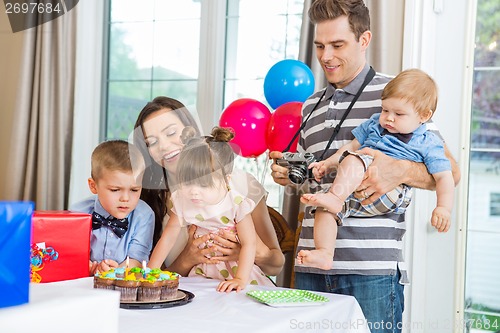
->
[121, 276, 370, 332]
[0, 278, 120, 333]
[0, 277, 370, 333]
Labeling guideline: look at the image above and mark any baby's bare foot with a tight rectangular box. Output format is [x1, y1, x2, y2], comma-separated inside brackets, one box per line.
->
[296, 249, 333, 270]
[301, 192, 343, 214]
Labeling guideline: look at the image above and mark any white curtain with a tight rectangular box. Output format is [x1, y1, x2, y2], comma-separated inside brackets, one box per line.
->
[365, 0, 404, 76]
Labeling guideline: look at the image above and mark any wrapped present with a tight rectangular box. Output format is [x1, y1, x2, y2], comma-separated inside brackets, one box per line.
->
[31, 211, 92, 283]
[0, 201, 34, 308]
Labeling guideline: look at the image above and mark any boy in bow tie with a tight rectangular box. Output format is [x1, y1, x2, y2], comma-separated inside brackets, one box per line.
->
[70, 140, 154, 275]
[298, 69, 455, 270]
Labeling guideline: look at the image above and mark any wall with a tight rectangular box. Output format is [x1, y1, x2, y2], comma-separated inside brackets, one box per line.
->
[0, 11, 24, 198]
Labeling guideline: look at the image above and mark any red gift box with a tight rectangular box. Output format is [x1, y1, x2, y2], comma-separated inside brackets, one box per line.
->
[31, 211, 91, 283]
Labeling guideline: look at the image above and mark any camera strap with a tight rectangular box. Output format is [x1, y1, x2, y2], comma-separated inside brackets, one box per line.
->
[283, 67, 376, 161]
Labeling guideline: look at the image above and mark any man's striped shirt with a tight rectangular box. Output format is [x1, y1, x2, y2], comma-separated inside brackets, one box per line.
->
[294, 64, 410, 284]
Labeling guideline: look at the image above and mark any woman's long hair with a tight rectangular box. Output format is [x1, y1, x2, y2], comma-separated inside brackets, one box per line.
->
[133, 96, 201, 246]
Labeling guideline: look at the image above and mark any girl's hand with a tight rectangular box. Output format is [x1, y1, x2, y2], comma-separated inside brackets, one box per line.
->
[216, 278, 246, 293]
[209, 229, 241, 262]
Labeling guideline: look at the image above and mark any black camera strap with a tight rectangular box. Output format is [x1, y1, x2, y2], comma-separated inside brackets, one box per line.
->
[283, 67, 376, 161]
[282, 89, 326, 153]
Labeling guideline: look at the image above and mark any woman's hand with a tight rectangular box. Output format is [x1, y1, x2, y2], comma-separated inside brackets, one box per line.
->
[209, 229, 242, 262]
[167, 225, 219, 275]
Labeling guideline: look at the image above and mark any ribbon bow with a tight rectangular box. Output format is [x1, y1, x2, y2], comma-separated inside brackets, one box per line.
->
[381, 128, 413, 144]
[92, 211, 129, 238]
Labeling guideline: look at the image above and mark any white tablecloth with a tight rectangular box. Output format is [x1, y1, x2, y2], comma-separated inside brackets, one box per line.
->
[0, 277, 370, 333]
[0, 278, 120, 333]
[122, 276, 370, 333]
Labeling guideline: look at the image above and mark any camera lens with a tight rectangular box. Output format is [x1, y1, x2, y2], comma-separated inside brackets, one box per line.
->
[288, 165, 307, 185]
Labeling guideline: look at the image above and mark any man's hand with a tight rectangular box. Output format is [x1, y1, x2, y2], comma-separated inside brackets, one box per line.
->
[270, 151, 291, 186]
[355, 147, 410, 204]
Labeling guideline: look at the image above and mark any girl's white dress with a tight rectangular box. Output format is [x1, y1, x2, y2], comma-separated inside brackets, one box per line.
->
[170, 175, 274, 286]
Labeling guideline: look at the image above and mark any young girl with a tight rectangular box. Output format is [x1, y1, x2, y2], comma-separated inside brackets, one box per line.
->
[148, 126, 274, 292]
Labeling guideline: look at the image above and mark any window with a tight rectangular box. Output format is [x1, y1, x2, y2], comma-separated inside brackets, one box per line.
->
[106, 0, 201, 140]
[464, 0, 500, 330]
[104, 0, 305, 209]
[491, 193, 500, 217]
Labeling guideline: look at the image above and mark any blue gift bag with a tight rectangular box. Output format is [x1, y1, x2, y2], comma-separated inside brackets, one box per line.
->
[0, 201, 34, 308]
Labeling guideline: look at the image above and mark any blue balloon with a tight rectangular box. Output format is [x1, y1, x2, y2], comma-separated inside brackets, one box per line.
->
[264, 59, 315, 109]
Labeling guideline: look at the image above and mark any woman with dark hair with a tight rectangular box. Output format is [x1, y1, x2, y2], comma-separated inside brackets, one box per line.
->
[133, 96, 284, 277]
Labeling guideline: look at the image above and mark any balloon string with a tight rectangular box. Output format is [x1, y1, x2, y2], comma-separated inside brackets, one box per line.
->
[260, 151, 270, 186]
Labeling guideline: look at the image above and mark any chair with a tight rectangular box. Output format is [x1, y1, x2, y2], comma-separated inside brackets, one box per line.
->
[267, 206, 295, 254]
[268, 206, 300, 288]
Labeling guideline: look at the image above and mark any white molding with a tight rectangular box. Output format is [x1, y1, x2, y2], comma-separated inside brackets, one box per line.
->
[68, 1, 105, 206]
[403, 1, 475, 332]
[454, 0, 477, 330]
[402, 2, 435, 331]
[196, 0, 227, 135]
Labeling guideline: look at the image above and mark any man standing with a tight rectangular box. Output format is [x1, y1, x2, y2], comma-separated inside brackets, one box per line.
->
[270, 1, 459, 332]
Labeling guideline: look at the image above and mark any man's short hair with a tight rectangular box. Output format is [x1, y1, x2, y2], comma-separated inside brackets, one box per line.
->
[308, 0, 370, 41]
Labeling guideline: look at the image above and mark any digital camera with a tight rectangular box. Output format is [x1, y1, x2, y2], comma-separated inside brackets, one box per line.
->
[276, 152, 316, 185]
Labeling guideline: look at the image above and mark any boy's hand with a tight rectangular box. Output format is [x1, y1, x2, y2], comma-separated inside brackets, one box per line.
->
[216, 278, 246, 293]
[89, 260, 99, 276]
[96, 259, 119, 273]
[431, 206, 451, 232]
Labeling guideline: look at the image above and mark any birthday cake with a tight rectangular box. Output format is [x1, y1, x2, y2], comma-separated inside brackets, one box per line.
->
[94, 267, 180, 302]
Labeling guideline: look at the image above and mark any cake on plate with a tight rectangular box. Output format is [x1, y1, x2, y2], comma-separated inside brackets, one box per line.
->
[93, 267, 180, 302]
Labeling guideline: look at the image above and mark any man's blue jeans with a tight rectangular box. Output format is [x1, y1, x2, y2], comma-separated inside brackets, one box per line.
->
[295, 271, 404, 333]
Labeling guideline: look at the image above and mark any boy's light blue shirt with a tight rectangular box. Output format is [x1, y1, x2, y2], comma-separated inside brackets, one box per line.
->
[70, 195, 154, 264]
[353, 113, 451, 174]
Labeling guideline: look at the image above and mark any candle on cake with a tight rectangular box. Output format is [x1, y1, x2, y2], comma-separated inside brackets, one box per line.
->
[125, 256, 130, 277]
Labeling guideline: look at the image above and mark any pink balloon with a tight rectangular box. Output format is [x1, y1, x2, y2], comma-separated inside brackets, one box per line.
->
[219, 98, 271, 157]
[267, 102, 303, 152]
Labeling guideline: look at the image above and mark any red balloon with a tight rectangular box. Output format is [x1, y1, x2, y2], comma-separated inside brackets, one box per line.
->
[219, 98, 271, 157]
[267, 102, 303, 152]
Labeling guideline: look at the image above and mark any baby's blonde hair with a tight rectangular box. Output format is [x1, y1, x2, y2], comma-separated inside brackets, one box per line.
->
[91, 140, 144, 181]
[381, 68, 438, 119]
